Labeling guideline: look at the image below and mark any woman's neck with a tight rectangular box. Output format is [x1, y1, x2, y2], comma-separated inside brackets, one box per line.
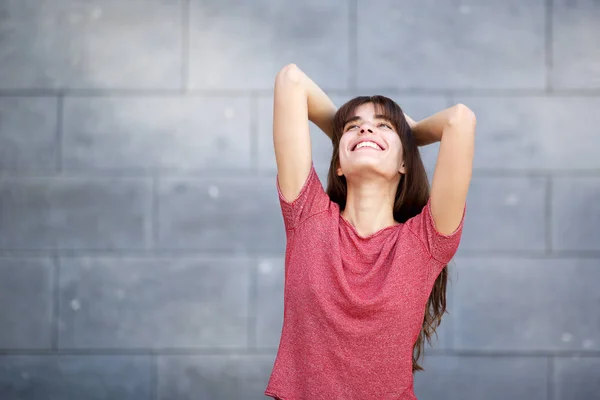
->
[341, 178, 399, 237]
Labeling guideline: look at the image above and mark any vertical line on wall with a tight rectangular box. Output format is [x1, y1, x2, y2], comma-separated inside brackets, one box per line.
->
[151, 352, 159, 400]
[51, 255, 60, 350]
[545, 177, 553, 253]
[151, 175, 160, 250]
[247, 257, 258, 349]
[547, 356, 555, 400]
[250, 94, 259, 173]
[56, 94, 64, 173]
[181, 0, 191, 92]
[545, 0, 554, 91]
[348, 0, 358, 89]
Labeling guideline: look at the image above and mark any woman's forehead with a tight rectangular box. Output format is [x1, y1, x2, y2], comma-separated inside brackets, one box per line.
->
[350, 103, 392, 121]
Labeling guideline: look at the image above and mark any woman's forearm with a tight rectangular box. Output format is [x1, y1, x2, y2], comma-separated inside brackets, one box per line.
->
[291, 65, 337, 139]
[409, 104, 473, 146]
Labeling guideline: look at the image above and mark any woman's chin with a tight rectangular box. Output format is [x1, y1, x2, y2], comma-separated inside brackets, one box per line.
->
[342, 162, 398, 181]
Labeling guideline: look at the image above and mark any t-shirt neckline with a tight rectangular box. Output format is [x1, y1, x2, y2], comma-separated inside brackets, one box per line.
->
[338, 213, 401, 240]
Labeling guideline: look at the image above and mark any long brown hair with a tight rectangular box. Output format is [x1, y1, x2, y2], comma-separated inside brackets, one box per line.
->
[326, 95, 447, 372]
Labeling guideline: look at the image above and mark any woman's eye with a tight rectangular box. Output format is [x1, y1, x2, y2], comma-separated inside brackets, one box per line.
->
[378, 123, 391, 129]
[346, 125, 359, 131]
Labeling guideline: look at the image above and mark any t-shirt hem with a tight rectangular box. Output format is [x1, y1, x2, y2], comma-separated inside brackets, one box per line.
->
[264, 389, 287, 399]
[277, 163, 332, 231]
[276, 163, 317, 206]
[425, 198, 466, 240]
[406, 198, 466, 265]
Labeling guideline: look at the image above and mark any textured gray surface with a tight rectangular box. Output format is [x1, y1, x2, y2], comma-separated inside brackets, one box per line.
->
[57, 257, 250, 348]
[552, 0, 600, 89]
[413, 355, 549, 400]
[0, 178, 152, 250]
[356, 0, 546, 90]
[0, 258, 54, 349]
[157, 177, 285, 253]
[62, 96, 253, 172]
[0, 355, 153, 400]
[453, 258, 600, 351]
[188, 0, 350, 90]
[552, 177, 600, 251]
[0, 97, 58, 171]
[553, 357, 600, 399]
[157, 355, 275, 400]
[0, 0, 599, 399]
[0, 0, 182, 90]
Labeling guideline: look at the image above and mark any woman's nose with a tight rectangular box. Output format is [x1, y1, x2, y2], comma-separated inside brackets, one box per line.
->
[359, 126, 374, 134]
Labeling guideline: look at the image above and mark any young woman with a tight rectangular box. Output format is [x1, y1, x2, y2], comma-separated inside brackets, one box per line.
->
[265, 64, 476, 400]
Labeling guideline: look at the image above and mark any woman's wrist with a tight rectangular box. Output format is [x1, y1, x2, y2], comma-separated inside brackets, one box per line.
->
[405, 113, 436, 146]
[411, 121, 441, 147]
[305, 81, 336, 139]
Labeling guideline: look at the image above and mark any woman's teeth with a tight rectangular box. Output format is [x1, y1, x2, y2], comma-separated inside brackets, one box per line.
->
[355, 141, 380, 150]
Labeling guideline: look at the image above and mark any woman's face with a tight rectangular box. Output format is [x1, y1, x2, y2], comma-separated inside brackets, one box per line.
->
[337, 102, 405, 180]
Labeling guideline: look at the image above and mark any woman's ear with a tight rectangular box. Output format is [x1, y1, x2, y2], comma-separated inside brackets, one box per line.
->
[399, 161, 406, 174]
[337, 167, 344, 176]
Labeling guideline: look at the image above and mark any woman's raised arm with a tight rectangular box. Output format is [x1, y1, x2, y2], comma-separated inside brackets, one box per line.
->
[273, 64, 336, 202]
[411, 104, 477, 234]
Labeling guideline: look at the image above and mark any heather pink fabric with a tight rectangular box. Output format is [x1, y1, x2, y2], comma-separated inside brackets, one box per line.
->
[265, 165, 464, 400]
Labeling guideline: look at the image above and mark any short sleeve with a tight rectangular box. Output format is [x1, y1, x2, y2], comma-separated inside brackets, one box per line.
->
[277, 164, 330, 231]
[405, 198, 465, 265]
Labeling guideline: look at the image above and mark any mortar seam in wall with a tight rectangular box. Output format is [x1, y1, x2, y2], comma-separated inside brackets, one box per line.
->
[250, 94, 259, 173]
[56, 94, 64, 174]
[2, 168, 600, 180]
[3, 88, 600, 97]
[1, 249, 600, 259]
[181, 0, 191, 92]
[348, 0, 357, 89]
[247, 257, 258, 349]
[51, 255, 60, 350]
[152, 352, 159, 400]
[546, 177, 553, 254]
[151, 175, 159, 250]
[545, 0, 554, 92]
[0, 348, 598, 357]
[547, 356, 555, 400]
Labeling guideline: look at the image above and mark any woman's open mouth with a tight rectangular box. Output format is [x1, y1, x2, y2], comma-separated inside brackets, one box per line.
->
[352, 140, 384, 151]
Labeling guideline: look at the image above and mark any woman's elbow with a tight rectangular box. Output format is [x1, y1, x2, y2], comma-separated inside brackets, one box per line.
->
[446, 103, 477, 137]
[275, 63, 303, 87]
[449, 104, 477, 129]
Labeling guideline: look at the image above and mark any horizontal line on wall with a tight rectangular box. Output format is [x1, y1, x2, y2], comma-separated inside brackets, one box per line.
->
[0, 89, 259, 98]
[1, 88, 600, 98]
[471, 169, 600, 178]
[0, 250, 598, 259]
[454, 250, 600, 259]
[0, 348, 276, 356]
[0, 170, 268, 180]
[425, 349, 600, 358]
[0, 348, 598, 358]
[0, 251, 276, 261]
[1, 169, 600, 180]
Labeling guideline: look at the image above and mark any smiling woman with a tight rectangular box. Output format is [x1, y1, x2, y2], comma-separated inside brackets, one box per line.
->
[327, 96, 430, 227]
[266, 64, 475, 400]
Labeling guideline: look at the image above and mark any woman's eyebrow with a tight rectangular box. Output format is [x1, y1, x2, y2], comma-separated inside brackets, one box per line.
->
[374, 114, 393, 122]
[343, 116, 362, 126]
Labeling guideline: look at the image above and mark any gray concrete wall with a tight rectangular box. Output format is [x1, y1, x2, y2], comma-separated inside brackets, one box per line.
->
[0, 0, 599, 399]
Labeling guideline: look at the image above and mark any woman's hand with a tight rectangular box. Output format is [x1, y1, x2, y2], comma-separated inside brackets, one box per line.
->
[404, 113, 417, 129]
[407, 106, 469, 147]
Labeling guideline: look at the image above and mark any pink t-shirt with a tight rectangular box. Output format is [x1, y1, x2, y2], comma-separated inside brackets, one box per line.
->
[265, 165, 464, 400]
